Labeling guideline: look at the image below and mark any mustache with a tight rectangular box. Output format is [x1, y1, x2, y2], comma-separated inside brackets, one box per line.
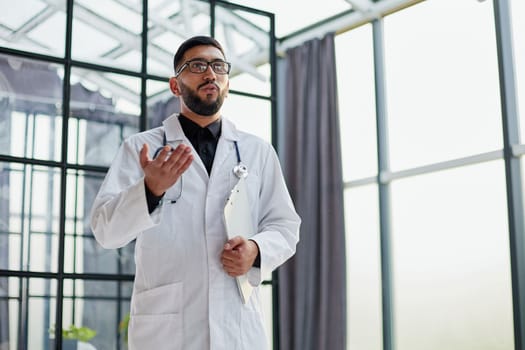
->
[198, 81, 220, 90]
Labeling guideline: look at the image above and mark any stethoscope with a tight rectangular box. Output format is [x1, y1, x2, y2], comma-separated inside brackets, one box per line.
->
[153, 131, 249, 203]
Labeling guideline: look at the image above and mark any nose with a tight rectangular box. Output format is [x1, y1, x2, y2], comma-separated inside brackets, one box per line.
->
[202, 64, 216, 79]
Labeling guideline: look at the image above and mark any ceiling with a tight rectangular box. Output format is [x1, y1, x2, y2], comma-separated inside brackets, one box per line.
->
[0, 0, 420, 109]
[226, 0, 354, 38]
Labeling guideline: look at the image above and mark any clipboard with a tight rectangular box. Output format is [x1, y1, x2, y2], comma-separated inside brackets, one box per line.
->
[223, 176, 254, 304]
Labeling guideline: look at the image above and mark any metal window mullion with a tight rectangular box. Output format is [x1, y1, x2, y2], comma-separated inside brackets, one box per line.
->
[55, 0, 74, 348]
[23, 137, 37, 350]
[44, 113, 57, 347]
[210, 0, 216, 37]
[18, 112, 32, 350]
[140, 0, 148, 132]
[373, 18, 394, 350]
[267, 11, 281, 350]
[493, 1, 525, 349]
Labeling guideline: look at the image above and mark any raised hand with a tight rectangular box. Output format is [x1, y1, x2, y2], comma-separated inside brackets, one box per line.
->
[139, 143, 194, 196]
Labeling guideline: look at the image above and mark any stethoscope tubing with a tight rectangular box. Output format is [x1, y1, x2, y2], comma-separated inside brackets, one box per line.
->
[154, 131, 248, 179]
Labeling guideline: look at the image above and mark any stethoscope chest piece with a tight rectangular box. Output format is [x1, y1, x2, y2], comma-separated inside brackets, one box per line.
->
[232, 140, 248, 179]
[233, 163, 248, 179]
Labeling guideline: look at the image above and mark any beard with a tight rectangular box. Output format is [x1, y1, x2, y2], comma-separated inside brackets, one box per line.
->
[178, 80, 226, 116]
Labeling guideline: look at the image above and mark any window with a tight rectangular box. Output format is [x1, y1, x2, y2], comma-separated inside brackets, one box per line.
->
[384, 0, 502, 171]
[336, 1, 520, 349]
[336, 24, 382, 350]
[391, 161, 513, 350]
[0, 1, 276, 349]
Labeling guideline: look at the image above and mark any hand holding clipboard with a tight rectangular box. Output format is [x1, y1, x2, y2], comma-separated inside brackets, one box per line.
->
[223, 177, 255, 304]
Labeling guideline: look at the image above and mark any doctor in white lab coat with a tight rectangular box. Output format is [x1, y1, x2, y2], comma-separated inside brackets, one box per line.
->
[90, 36, 300, 350]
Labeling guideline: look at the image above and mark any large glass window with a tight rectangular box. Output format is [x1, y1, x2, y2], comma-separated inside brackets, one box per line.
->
[68, 68, 141, 167]
[391, 161, 513, 350]
[336, 1, 522, 350]
[336, 22, 382, 350]
[344, 185, 382, 350]
[61, 279, 133, 350]
[384, 0, 503, 171]
[1, 162, 61, 273]
[64, 170, 135, 275]
[0, 54, 63, 162]
[1, 277, 57, 350]
[336, 24, 377, 181]
[221, 94, 272, 142]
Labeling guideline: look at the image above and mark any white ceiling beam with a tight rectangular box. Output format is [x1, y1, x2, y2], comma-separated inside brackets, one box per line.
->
[8, 5, 56, 42]
[214, 6, 269, 49]
[0, 25, 52, 52]
[278, 0, 423, 53]
[344, 0, 376, 14]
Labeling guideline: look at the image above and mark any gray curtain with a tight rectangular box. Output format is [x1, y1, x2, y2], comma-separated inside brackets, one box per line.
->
[278, 32, 346, 350]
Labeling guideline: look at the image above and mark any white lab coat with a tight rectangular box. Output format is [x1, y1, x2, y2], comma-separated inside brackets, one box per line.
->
[90, 114, 301, 350]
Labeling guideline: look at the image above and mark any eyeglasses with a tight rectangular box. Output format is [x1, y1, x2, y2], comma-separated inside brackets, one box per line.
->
[175, 59, 231, 77]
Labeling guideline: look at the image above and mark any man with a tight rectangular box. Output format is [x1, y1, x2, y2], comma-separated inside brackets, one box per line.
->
[90, 36, 300, 349]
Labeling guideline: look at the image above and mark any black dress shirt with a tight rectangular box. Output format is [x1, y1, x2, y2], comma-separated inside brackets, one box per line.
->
[178, 113, 221, 175]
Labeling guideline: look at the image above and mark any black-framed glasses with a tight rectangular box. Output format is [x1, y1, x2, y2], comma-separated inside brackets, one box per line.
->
[175, 59, 231, 77]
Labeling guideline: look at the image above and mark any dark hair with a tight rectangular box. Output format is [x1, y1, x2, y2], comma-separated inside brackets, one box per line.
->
[173, 36, 226, 74]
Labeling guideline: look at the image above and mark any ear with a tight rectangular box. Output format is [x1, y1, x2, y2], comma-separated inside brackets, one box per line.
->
[169, 77, 181, 96]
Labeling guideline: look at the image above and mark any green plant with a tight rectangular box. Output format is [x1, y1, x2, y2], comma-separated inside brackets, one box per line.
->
[119, 313, 130, 344]
[49, 325, 97, 342]
[62, 325, 97, 342]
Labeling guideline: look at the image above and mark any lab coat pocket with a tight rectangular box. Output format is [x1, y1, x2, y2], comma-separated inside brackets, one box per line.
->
[128, 313, 182, 350]
[133, 281, 182, 315]
[240, 298, 267, 350]
[129, 282, 183, 349]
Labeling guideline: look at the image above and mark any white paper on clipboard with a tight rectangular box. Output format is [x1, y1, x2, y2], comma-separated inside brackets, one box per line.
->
[223, 176, 254, 304]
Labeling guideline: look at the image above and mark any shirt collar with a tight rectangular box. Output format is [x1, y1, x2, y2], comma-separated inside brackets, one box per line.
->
[178, 113, 221, 139]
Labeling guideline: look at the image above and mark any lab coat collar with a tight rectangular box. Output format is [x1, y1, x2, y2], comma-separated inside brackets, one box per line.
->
[219, 117, 240, 142]
[162, 113, 240, 142]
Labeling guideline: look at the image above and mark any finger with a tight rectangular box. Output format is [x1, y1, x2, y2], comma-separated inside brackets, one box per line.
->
[222, 261, 241, 276]
[164, 145, 192, 170]
[168, 148, 193, 174]
[170, 154, 193, 178]
[221, 255, 235, 266]
[152, 146, 173, 165]
[224, 236, 245, 250]
[139, 144, 150, 169]
[178, 154, 193, 174]
[221, 248, 238, 260]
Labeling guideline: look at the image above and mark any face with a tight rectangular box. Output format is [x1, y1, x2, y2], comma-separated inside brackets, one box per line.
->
[170, 45, 229, 117]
